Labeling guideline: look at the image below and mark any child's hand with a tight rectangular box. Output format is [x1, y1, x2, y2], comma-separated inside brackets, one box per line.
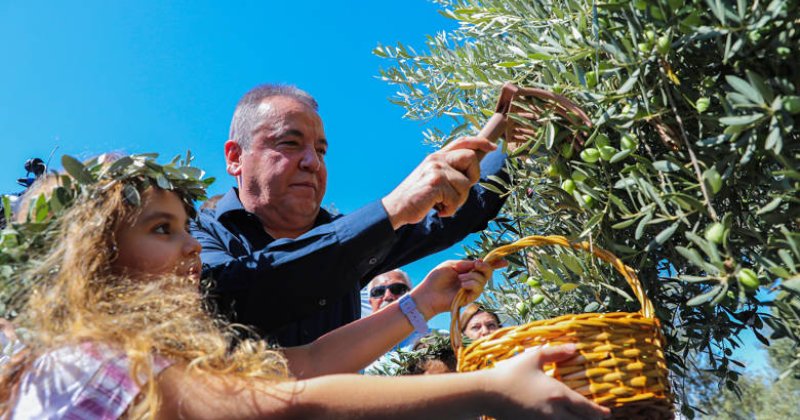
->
[411, 259, 503, 318]
[484, 344, 611, 419]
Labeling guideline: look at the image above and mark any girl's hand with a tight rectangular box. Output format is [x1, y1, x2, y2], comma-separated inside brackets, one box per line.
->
[411, 259, 503, 318]
[484, 344, 611, 419]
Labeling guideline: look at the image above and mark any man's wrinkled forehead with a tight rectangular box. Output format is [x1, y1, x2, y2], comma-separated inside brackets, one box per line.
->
[251, 97, 322, 136]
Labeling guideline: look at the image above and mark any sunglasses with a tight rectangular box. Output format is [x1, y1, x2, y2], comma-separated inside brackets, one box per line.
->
[369, 283, 410, 298]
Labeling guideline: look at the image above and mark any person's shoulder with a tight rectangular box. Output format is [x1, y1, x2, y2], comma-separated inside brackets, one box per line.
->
[13, 342, 168, 419]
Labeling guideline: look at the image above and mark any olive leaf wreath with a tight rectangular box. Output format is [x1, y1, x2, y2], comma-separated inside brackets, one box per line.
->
[0, 151, 214, 319]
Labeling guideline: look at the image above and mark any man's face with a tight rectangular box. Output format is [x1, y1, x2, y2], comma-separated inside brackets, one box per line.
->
[368, 272, 411, 312]
[226, 96, 328, 237]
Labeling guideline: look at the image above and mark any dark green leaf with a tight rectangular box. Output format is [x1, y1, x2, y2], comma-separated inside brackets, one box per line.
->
[155, 175, 172, 190]
[61, 155, 94, 185]
[122, 184, 141, 206]
[609, 148, 633, 164]
[616, 68, 640, 95]
[652, 160, 681, 172]
[687, 285, 723, 306]
[635, 211, 653, 240]
[780, 277, 800, 294]
[105, 156, 134, 175]
[646, 222, 679, 251]
[756, 197, 782, 215]
[612, 217, 638, 229]
[726, 75, 764, 104]
[719, 113, 764, 126]
[745, 69, 774, 103]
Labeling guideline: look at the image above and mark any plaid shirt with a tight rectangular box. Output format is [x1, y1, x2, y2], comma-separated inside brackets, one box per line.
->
[11, 342, 171, 420]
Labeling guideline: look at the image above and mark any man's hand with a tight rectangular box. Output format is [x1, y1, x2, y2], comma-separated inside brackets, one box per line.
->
[485, 344, 611, 419]
[411, 259, 500, 319]
[381, 137, 497, 230]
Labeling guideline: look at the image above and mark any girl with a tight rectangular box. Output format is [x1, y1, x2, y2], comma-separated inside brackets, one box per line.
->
[0, 154, 608, 419]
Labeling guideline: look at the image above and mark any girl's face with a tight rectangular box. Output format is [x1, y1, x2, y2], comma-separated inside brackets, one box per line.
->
[464, 311, 500, 340]
[112, 188, 202, 280]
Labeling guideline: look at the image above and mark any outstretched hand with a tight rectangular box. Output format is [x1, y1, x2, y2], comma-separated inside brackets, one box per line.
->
[486, 344, 611, 420]
[381, 137, 497, 230]
[411, 259, 504, 319]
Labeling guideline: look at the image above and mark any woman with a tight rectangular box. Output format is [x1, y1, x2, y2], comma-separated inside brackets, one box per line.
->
[460, 303, 502, 341]
[0, 154, 609, 419]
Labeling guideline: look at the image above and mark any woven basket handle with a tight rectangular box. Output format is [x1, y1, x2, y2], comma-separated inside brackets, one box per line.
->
[450, 235, 654, 352]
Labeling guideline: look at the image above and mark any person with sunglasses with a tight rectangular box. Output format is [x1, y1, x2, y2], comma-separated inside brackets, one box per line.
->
[368, 270, 412, 314]
[363, 269, 431, 375]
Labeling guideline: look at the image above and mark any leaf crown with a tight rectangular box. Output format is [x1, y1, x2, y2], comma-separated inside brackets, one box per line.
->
[0, 151, 214, 319]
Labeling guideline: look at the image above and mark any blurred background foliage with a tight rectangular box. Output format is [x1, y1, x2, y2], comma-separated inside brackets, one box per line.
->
[377, 0, 799, 416]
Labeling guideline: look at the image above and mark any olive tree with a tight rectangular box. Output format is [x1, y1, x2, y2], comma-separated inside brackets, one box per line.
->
[376, 0, 799, 415]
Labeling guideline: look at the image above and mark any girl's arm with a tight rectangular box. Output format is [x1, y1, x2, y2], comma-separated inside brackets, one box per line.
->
[283, 260, 491, 378]
[155, 344, 610, 420]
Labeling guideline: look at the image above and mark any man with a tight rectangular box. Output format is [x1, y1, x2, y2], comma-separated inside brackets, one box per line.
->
[193, 84, 509, 346]
[367, 270, 412, 314]
[362, 269, 434, 375]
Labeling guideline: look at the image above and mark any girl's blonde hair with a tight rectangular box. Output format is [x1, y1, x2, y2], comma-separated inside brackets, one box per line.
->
[0, 179, 289, 418]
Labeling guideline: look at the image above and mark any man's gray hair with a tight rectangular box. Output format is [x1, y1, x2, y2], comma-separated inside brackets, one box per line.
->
[229, 84, 319, 149]
[368, 269, 412, 290]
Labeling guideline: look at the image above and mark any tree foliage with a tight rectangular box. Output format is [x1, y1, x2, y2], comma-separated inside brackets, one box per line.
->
[377, 0, 799, 415]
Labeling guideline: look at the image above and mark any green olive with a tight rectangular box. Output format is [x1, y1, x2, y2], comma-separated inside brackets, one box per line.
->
[704, 222, 725, 244]
[531, 294, 545, 305]
[515, 301, 528, 315]
[580, 148, 601, 163]
[696, 97, 710, 113]
[572, 171, 588, 182]
[705, 168, 723, 194]
[737, 269, 759, 290]
[594, 134, 610, 148]
[657, 35, 671, 55]
[561, 179, 576, 195]
[526, 278, 541, 288]
[621, 133, 639, 150]
[599, 146, 618, 161]
[560, 143, 574, 159]
[585, 71, 598, 88]
[645, 30, 657, 44]
[782, 95, 800, 114]
[582, 194, 595, 208]
[545, 164, 560, 178]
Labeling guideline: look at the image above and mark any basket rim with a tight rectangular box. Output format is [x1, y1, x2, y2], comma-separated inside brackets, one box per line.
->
[450, 235, 656, 353]
[459, 310, 662, 357]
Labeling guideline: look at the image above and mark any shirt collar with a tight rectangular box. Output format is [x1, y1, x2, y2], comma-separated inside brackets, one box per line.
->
[213, 187, 334, 226]
[213, 188, 248, 220]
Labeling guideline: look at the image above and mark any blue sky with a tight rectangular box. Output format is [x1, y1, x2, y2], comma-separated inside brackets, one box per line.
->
[0, 0, 471, 329]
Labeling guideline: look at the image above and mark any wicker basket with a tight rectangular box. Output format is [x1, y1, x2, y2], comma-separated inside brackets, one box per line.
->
[450, 235, 674, 419]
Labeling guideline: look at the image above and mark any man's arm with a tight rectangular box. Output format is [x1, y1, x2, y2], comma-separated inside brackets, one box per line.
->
[193, 139, 509, 332]
[365, 147, 511, 282]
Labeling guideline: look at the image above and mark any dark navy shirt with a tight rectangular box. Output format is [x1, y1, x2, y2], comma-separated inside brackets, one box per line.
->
[191, 150, 509, 346]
